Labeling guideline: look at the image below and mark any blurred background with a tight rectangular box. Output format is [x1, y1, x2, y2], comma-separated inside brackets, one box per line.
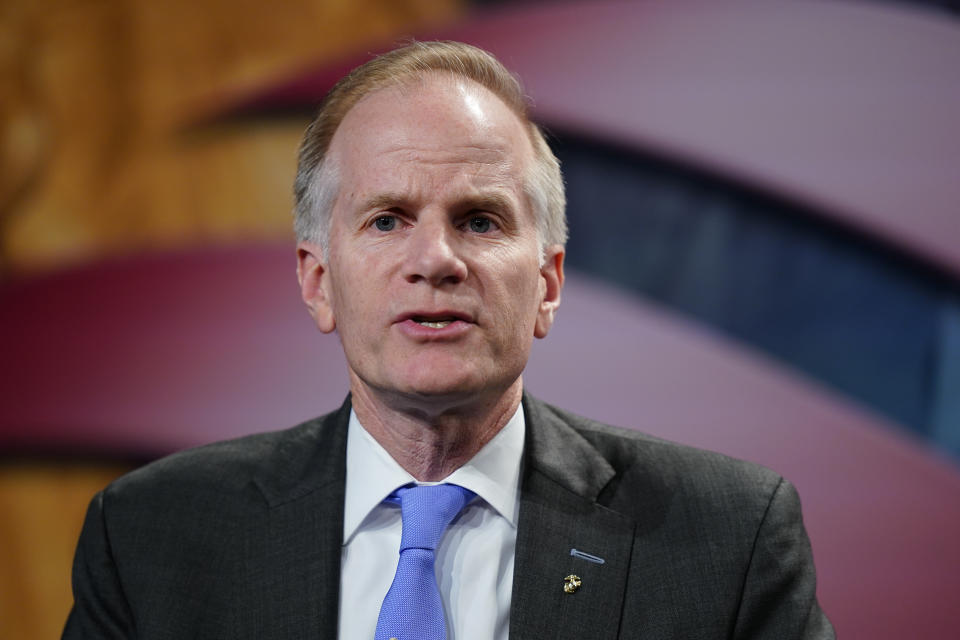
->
[2, 0, 959, 637]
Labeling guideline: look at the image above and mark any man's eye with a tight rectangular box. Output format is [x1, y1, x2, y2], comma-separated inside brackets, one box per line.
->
[468, 216, 493, 233]
[374, 216, 396, 231]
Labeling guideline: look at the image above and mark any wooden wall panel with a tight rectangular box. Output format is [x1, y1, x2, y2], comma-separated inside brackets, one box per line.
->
[0, 0, 463, 272]
[0, 463, 133, 640]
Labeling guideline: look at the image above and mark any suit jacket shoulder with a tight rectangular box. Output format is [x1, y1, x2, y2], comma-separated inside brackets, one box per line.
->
[530, 397, 783, 517]
[64, 398, 352, 640]
[512, 394, 834, 640]
[106, 398, 349, 507]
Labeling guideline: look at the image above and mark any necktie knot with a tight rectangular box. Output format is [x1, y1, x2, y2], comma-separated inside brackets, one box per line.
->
[395, 483, 475, 552]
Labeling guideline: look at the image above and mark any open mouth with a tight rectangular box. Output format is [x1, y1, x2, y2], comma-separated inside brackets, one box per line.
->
[412, 317, 457, 329]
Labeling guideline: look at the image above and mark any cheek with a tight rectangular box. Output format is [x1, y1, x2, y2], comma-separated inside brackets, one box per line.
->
[326, 267, 369, 339]
[496, 263, 545, 331]
[334, 285, 376, 336]
[509, 252, 545, 299]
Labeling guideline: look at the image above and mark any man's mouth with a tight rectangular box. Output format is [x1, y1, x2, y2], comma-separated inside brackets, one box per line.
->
[412, 316, 457, 329]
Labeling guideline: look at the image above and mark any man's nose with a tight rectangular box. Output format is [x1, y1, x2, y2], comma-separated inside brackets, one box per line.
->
[403, 217, 468, 286]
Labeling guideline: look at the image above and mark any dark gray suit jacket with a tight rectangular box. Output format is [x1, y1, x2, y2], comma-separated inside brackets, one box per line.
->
[64, 394, 834, 638]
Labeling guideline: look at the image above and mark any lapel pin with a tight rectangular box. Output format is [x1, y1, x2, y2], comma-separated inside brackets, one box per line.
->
[570, 548, 605, 564]
[563, 574, 582, 594]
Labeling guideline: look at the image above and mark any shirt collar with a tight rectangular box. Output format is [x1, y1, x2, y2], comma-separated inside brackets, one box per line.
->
[343, 403, 525, 544]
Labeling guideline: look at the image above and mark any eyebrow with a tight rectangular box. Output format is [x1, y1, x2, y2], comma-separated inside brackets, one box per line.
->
[359, 193, 408, 213]
[463, 193, 515, 214]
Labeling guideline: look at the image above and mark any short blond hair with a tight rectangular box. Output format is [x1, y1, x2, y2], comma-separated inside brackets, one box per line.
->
[293, 40, 567, 253]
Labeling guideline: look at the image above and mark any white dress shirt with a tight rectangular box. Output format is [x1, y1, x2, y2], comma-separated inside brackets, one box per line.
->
[337, 405, 524, 640]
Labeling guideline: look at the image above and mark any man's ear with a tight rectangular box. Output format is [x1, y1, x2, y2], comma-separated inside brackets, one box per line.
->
[534, 245, 565, 339]
[296, 241, 336, 333]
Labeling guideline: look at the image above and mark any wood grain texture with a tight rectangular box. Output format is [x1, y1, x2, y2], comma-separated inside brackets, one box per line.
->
[0, 0, 463, 272]
[0, 463, 132, 640]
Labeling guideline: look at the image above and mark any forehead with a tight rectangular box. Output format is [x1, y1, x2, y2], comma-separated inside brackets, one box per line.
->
[327, 74, 534, 188]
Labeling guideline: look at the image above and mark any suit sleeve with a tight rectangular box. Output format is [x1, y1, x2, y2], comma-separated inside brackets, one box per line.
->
[62, 490, 136, 639]
[732, 477, 835, 640]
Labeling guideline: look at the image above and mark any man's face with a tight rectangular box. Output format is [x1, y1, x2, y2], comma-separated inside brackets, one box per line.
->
[297, 75, 563, 406]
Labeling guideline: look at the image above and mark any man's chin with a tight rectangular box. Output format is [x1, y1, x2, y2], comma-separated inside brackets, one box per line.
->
[394, 360, 485, 395]
[366, 372, 521, 411]
[393, 377, 486, 401]
[347, 357, 524, 409]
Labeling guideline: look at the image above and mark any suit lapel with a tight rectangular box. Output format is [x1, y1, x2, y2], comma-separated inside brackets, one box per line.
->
[509, 395, 635, 639]
[237, 398, 350, 640]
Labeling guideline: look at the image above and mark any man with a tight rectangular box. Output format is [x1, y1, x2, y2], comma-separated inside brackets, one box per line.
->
[65, 41, 834, 639]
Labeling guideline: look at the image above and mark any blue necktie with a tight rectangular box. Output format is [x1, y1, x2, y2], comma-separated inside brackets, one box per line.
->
[374, 483, 475, 640]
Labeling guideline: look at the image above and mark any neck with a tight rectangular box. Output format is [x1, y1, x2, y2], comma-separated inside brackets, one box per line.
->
[349, 377, 523, 482]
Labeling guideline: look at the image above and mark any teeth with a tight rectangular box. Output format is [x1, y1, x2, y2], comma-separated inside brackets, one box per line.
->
[416, 320, 453, 329]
